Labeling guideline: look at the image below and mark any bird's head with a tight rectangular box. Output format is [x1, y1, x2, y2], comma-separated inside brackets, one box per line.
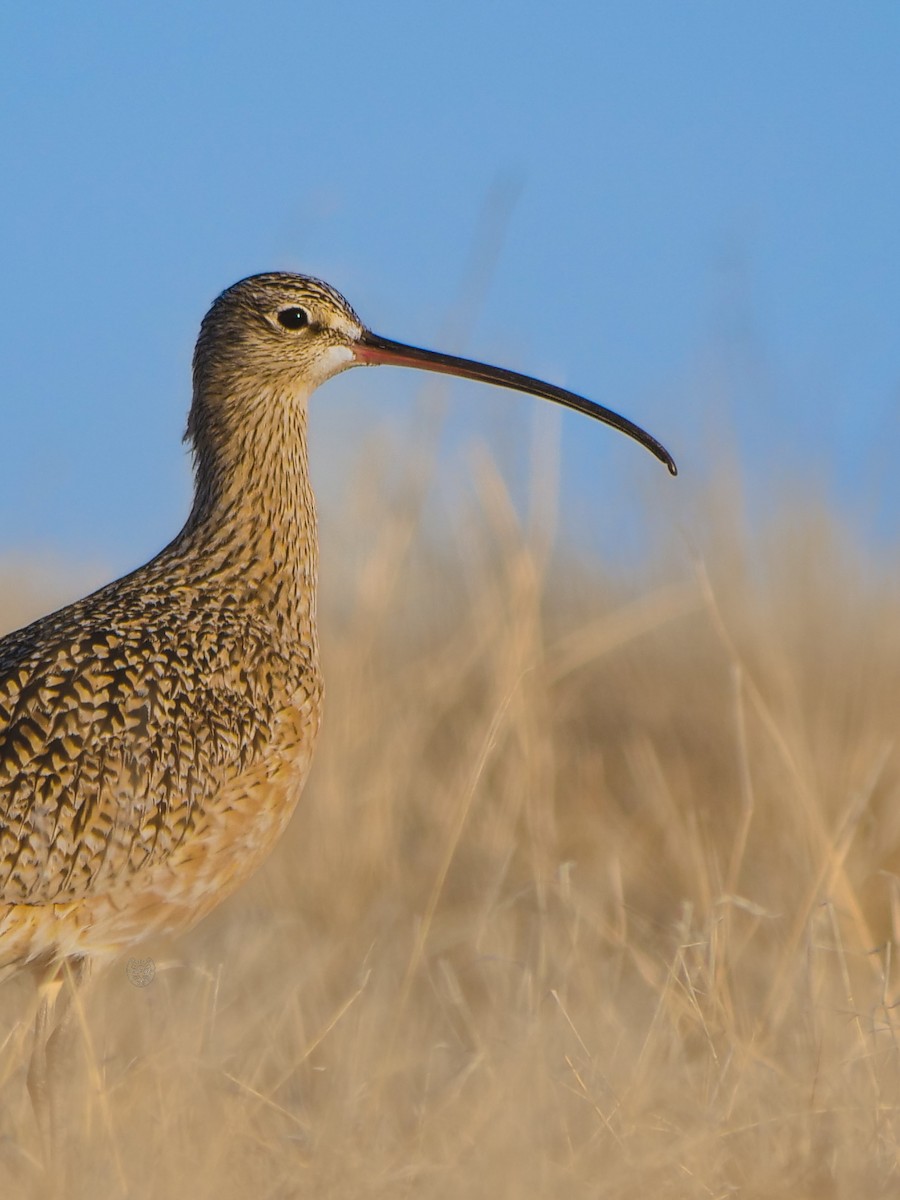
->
[188, 271, 677, 476]
[192, 273, 364, 401]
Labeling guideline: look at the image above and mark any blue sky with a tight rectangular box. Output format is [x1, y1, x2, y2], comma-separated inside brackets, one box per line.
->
[1, 3, 898, 576]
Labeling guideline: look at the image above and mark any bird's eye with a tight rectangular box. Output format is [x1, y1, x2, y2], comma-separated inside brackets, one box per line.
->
[277, 306, 310, 330]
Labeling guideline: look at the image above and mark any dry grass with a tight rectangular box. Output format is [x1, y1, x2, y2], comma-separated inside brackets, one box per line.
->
[1, 448, 899, 1198]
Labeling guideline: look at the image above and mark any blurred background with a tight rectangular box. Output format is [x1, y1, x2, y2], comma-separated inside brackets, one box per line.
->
[3, 8, 900, 1197]
[1, 3, 898, 578]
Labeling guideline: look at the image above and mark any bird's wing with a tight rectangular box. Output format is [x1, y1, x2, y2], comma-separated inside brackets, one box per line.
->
[0, 610, 275, 906]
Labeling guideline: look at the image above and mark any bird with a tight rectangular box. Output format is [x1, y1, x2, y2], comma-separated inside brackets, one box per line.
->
[0, 272, 676, 1150]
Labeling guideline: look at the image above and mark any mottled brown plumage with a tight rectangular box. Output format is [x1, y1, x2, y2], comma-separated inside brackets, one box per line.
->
[0, 271, 675, 981]
[0, 275, 348, 972]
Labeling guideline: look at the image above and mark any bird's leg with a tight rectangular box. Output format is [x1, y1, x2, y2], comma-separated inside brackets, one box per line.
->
[27, 957, 90, 1174]
[27, 965, 63, 1163]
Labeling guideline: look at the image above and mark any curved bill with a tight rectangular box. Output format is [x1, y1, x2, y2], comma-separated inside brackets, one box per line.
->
[353, 330, 677, 476]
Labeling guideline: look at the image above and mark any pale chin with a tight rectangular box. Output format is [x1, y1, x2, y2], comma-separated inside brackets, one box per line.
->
[312, 344, 356, 387]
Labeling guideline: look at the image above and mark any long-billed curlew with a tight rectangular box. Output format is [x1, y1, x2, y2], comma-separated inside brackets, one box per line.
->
[0, 272, 676, 1147]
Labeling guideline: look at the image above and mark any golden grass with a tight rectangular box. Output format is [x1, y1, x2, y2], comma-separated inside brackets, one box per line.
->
[1, 450, 899, 1198]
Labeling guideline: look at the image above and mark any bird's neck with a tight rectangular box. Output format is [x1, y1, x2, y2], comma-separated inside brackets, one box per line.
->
[174, 385, 318, 643]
